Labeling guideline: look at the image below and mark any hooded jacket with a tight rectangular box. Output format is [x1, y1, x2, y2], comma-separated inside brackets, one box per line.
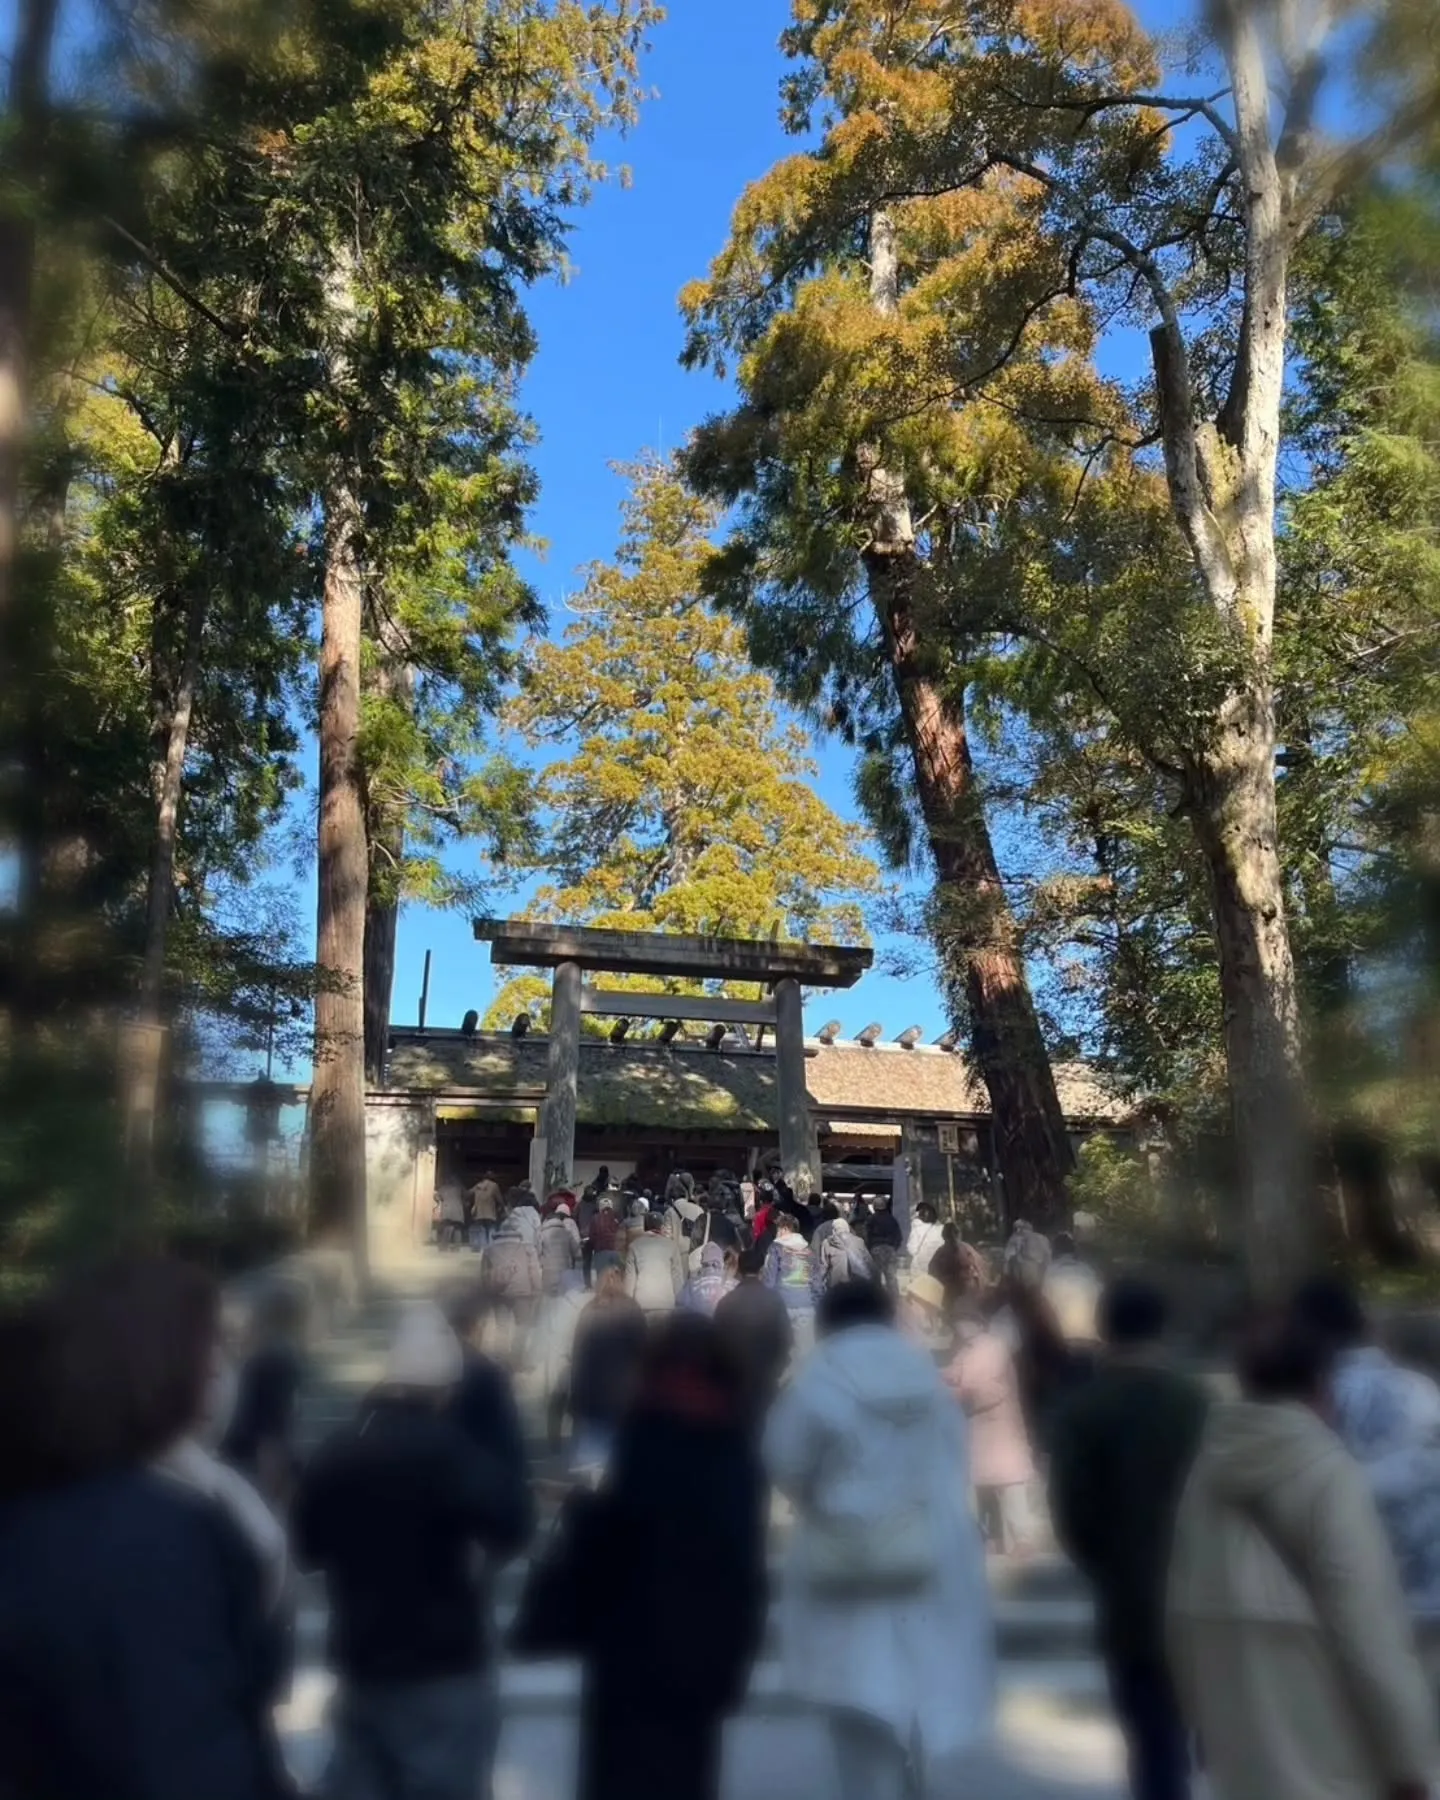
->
[1168, 1399, 1437, 1800]
[625, 1230, 686, 1312]
[765, 1324, 993, 1771]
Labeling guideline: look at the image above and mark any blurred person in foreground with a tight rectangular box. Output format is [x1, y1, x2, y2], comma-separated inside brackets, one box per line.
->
[714, 1242, 794, 1420]
[221, 1279, 308, 1512]
[1048, 1278, 1208, 1800]
[481, 1210, 542, 1363]
[568, 1254, 648, 1481]
[0, 1257, 292, 1800]
[1006, 1275, 1095, 1450]
[575, 1315, 767, 1800]
[1044, 1230, 1103, 1346]
[445, 1286, 530, 1497]
[944, 1303, 1036, 1558]
[1168, 1312, 1436, 1800]
[294, 1301, 532, 1800]
[767, 1281, 994, 1800]
[1293, 1276, 1440, 1655]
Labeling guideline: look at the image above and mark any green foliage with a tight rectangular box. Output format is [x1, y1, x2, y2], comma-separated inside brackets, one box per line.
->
[487, 458, 882, 1024]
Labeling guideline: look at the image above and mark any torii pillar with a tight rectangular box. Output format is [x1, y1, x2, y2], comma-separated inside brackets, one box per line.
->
[775, 976, 820, 1199]
[541, 959, 582, 1194]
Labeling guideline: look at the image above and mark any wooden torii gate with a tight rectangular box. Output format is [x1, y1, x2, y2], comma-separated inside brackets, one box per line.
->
[472, 920, 872, 1197]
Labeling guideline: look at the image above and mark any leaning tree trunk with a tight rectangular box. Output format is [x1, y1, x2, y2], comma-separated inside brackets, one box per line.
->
[884, 570, 1075, 1235]
[310, 479, 369, 1272]
[862, 209, 1073, 1235]
[123, 585, 207, 1174]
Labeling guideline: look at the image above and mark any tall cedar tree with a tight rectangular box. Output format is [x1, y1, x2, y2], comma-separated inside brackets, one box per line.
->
[682, 64, 1104, 1234]
[489, 458, 879, 1026]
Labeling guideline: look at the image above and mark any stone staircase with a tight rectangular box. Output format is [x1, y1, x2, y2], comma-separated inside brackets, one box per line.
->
[276, 1266, 1126, 1798]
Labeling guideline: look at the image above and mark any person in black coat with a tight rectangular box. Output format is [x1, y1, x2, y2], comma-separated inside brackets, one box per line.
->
[577, 1314, 768, 1800]
[0, 1257, 293, 1800]
[294, 1301, 533, 1800]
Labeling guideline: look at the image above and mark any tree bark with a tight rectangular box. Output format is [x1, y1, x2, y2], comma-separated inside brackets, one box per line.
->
[123, 585, 206, 1172]
[863, 209, 1074, 1235]
[362, 888, 398, 1085]
[140, 587, 205, 1017]
[1189, 726, 1311, 1291]
[0, 0, 59, 642]
[362, 631, 413, 1084]
[310, 480, 369, 1270]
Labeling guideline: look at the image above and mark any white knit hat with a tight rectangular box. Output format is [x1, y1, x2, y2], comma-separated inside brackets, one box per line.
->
[384, 1301, 464, 1390]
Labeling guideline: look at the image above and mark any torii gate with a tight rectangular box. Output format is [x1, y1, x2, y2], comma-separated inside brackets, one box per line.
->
[472, 920, 872, 1197]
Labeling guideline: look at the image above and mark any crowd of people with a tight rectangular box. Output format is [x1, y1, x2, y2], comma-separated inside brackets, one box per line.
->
[3, 1183, 1440, 1800]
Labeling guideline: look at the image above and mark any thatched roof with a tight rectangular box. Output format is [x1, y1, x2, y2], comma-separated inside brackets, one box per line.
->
[385, 1031, 1133, 1132]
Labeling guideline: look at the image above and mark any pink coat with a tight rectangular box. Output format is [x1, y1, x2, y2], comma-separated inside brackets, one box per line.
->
[944, 1329, 1035, 1490]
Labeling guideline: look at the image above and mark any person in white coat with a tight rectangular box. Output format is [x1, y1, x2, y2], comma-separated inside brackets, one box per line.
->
[765, 1281, 995, 1800]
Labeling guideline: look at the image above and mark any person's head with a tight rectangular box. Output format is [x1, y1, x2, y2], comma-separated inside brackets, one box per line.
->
[941, 1221, 958, 1246]
[916, 1202, 937, 1225]
[382, 1300, 463, 1405]
[700, 1241, 726, 1272]
[737, 1244, 766, 1280]
[629, 1197, 648, 1220]
[821, 1200, 841, 1222]
[635, 1313, 744, 1423]
[593, 1254, 626, 1299]
[42, 1256, 221, 1481]
[1237, 1311, 1335, 1411]
[643, 1209, 665, 1233]
[554, 1201, 573, 1219]
[1053, 1230, 1076, 1259]
[1098, 1276, 1169, 1350]
[875, 1193, 891, 1210]
[596, 1166, 610, 1187]
[444, 1285, 489, 1350]
[1291, 1276, 1368, 1352]
[817, 1279, 895, 1338]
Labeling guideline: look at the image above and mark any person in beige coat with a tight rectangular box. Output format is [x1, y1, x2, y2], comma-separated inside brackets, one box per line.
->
[1167, 1314, 1437, 1800]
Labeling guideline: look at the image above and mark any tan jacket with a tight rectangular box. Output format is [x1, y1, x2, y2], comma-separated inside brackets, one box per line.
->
[1167, 1399, 1437, 1800]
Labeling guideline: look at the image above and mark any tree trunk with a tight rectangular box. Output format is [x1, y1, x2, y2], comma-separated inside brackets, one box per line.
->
[140, 587, 205, 1017]
[863, 207, 1074, 1235]
[363, 888, 398, 1085]
[0, 0, 59, 642]
[310, 480, 369, 1271]
[123, 585, 206, 1172]
[882, 572, 1075, 1234]
[362, 635, 413, 1084]
[1189, 715, 1313, 1293]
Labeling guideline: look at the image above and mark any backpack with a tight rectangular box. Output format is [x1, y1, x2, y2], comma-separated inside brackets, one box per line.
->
[821, 1228, 872, 1290]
